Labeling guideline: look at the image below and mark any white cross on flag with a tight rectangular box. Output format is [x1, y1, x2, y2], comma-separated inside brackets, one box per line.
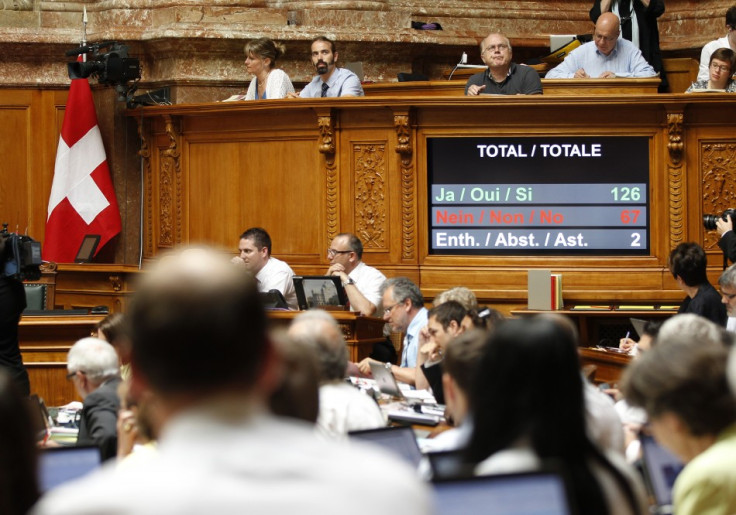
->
[44, 72, 121, 262]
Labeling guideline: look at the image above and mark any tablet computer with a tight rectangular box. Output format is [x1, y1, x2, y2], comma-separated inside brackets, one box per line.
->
[292, 275, 348, 311]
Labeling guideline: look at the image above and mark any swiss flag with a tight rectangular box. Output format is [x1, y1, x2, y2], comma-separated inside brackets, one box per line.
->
[44, 70, 121, 263]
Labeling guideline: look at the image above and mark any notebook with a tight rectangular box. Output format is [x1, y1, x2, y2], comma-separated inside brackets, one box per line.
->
[349, 426, 423, 468]
[38, 446, 102, 492]
[292, 275, 348, 311]
[432, 470, 575, 515]
[640, 433, 684, 514]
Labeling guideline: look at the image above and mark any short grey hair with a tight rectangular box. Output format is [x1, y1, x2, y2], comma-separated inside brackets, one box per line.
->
[288, 310, 348, 382]
[67, 337, 120, 383]
[720, 263, 736, 289]
[657, 314, 725, 348]
[380, 277, 424, 309]
[434, 286, 478, 311]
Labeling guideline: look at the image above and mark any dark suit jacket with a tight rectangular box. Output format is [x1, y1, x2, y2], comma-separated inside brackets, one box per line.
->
[77, 376, 121, 461]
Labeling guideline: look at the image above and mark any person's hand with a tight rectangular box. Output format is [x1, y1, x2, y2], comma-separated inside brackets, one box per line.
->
[716, 215, 733, 236]
[598, 71, 616, 79]
[619, 337, 638, 353]
[466, 84, 487, 96]
[117, 409, 139, 459]
[602, 386, 622, 402]
[574, 68, 590, 78]
[327, 264, 347, 282]
[357, 357, 379, 376]
[286, 91, 300, 99]
[419, 342, 442, 363]
[231, 256, 245, 267]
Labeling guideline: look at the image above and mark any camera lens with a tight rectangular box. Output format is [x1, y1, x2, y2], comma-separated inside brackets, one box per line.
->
[704, 214, 719, 231]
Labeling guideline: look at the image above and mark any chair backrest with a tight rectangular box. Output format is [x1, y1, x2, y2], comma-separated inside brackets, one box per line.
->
[24, 283, 48, 311]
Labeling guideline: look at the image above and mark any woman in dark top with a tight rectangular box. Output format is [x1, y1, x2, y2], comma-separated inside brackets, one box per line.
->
[669, 242, 728, 326]
[0, 233, 30, 396]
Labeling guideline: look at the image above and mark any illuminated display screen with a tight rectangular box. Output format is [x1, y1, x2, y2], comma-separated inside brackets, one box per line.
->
[427, 136, 650, 255]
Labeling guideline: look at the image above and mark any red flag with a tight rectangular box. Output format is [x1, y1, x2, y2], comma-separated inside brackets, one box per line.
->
[44, 73, 121, 263]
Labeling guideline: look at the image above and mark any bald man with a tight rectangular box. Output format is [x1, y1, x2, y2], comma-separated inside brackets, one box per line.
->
[465, 33, 542, 96]
[546, 12, 656, 79]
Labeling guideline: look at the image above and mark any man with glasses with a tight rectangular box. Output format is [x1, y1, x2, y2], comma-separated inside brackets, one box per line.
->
[65, 337, 121, 461]
[357, 277, 428, 385]
[465, 33, 542, 96]
[546, 12, 656, 79]
[326, 233, 385, 317]
[719, 263, 736, 332]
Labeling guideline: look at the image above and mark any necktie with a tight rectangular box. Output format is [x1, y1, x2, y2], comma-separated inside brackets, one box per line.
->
[321, 83, 329, 97]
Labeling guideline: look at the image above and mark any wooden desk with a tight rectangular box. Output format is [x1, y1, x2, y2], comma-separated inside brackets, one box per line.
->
[19, 314, 106, 406]
[268, 310, 386, 363]
[510, 307, 676, 347]
[19, 311, 384, 406]
[579, 347, 633, 385]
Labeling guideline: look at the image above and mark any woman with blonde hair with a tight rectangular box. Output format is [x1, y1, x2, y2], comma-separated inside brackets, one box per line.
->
[244, 38, 294, 100]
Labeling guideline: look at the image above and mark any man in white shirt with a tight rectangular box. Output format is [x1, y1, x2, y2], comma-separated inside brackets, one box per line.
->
[32, 247, 430, 515]
[288, 36, 364, 98]
[289, 309, 385, 439]
[233, 227, 297, 309]
[326, 233, 385, 316]
[357, 277, 427, 385]
[698, 6, 736, 81]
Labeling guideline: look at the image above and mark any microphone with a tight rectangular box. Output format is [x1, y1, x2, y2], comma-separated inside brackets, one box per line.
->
[65, 45, 93, 57]
[448, 52, 467, 80]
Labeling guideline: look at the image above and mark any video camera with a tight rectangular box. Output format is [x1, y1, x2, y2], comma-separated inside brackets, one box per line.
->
[66, 41, 141, 102]
[703, 209, 736, 231]
[1, 224, 42, 281]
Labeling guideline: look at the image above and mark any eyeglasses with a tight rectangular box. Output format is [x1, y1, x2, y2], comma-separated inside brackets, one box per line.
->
[66, 370, 81, 380]
[721, 291, 736, 300]
[710, 63, 731, 73]
[382, 301, 404, 316]
[483, 44, 509, 54]
[327, 248, 351, 257]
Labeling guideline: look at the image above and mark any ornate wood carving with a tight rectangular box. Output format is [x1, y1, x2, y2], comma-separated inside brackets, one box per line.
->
[667, 112, 685, 247]
[353, 142, 387, 250]
[137, 117, 154, 256]
[159, 115, 181, 248]
[318, 112, 339, 243]
[394, 112, 415, 260]
[108, 275, 122, 292]
[702, 141, 736, 250]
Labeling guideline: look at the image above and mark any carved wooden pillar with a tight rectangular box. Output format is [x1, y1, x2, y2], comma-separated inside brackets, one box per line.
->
[701, 141, 736, 252]
[393, 108, 415, 261]
[316, 108, 339, 244]
[666, 111, 685, 249]
[158, 114, 182, 251]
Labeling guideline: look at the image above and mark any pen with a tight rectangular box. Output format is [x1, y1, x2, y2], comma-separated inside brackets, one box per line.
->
[624, 331, 630, 340]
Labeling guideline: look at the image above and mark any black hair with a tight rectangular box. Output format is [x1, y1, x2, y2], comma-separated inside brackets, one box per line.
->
[240, 227, 272, 256]
[466, 316, 638, 515]
[669, 242, 708, 286]
[427, 300, 467, 330]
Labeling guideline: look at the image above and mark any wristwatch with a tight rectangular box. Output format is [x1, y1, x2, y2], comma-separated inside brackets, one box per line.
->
[384, 362, 392, 371]
[342, 277, 355, 287]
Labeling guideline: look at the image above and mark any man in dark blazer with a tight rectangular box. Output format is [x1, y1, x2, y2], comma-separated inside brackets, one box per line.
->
[66, 337, 121, 461]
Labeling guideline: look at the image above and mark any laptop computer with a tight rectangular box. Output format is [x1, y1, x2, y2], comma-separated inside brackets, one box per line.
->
[432, 470, 576, 515]
[348, 425, 424, 468]
[38, 446, 102, 492]
[640, 433, 684, 515]
[292, 275, 348, 311]
[426, 449, 472, 480]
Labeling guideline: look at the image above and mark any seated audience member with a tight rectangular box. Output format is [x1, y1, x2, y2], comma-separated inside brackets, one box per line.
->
[466, 317, 646, 514]
[465, 33, 543, 96]
[415, 301, 467, 403]
[243, 38, 294, 100]
[619, 319, 661, 355]
[687, 48, 736, 92]
[33, 247, 430, 514]
[669, 242, 728, 326]
[433, 286, 478, 311]
[357, 277, 428, 385]
[657, 313, 730, 348]
[590, 0, 667, 91]
[461, 306, 504, 332]
[232, 227, 297, 309]
[545, 12, 656, 79]
[267, 330, 320, 424]
[326, 233, 386, 317]
[421, 330, 488, 454]
[623, 338, 736, 514]
[66, 337, 122, 462]
[0, 369, 39, 515]
[289, 36, 364, 98]
[94, 313, 131, 379]
[697, 5, 736, 81]
[720, 263, 736, 332]
[289, 310, 384, 438]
